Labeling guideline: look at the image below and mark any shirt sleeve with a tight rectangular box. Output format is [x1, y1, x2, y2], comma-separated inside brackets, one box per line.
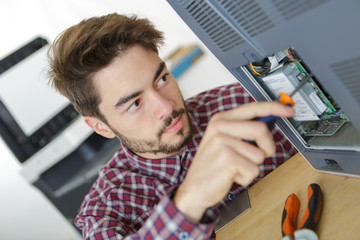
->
[76, 192, 217, 240]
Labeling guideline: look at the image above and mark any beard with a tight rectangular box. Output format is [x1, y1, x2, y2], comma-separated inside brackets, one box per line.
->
[109, 108, 193, 157]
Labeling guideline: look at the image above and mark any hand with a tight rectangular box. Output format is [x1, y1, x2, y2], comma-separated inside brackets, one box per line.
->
[173, 102, 294, 223]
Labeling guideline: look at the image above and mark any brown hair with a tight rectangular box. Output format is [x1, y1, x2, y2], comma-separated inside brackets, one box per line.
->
[48, 13, 164, 122]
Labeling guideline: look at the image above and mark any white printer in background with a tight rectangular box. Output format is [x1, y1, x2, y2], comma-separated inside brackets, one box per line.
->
[0, 37, 119, 226]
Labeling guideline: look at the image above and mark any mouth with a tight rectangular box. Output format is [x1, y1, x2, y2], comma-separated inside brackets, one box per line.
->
[162, 115, 184, 135]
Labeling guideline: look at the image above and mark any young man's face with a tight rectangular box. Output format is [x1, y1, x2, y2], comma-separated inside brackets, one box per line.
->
[87, 45, 192, 159]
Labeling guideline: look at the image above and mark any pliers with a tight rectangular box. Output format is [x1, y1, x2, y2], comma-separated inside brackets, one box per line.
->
[281, 183, 323, 240]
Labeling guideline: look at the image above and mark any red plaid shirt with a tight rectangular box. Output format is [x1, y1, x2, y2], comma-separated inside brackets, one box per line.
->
[75, 83, 297, 239]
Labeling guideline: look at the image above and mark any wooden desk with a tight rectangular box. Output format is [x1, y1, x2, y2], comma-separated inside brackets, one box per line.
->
[216, 153, 360, 239]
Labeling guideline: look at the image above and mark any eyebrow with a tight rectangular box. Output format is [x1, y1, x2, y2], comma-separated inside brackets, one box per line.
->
[114, 61, 166, 109]
[154, 61, 165, 81]
[114, 90, 142, 108]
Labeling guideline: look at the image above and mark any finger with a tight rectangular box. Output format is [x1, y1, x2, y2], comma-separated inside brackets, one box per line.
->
[238, 121, 276, 157]
[208, 120, 276, 157]
[230, 153, 260, 186]
[214, 136, 263, 186]
[213, 101, 295, 121]
[221, 133, 266, 165]
[233, 171, 258, 186]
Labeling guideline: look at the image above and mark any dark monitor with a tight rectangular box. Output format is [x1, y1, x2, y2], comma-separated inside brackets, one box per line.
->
[0, 37, 78, 162]
[167, 0, 360, 177]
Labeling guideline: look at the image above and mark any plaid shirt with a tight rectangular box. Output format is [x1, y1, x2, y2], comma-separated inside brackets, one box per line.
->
[75, 83, 297, 239]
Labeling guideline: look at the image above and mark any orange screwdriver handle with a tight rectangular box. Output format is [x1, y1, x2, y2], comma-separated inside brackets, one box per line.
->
[278, 92, 295, 106]
[281, 193, 300, 238]
[298, 183, 323, 231]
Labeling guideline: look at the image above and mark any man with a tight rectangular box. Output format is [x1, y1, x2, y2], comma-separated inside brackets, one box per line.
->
[49, 13, 296, 239]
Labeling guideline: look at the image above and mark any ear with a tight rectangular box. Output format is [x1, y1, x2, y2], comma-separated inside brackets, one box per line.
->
[84, 116, 116, 139]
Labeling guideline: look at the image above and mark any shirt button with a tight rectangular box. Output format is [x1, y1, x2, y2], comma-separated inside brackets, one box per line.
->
[227, 193, 234, 201]
[179, 231, 189, 240]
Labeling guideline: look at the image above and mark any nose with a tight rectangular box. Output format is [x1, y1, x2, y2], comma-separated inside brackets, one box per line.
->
[149, 91, 173, 120]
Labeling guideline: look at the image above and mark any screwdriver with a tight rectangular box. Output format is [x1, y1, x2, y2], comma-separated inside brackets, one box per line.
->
[247, 74, 313, 146]
[257, 73, 313, 125]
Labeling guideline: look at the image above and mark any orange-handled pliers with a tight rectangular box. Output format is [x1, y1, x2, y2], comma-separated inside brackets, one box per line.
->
[281, 183, 323, 240]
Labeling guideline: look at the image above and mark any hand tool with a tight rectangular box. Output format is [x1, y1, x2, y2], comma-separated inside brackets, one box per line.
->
[281, 183, 323, 240]
[247, 74, 313, 145]
[258, 73, 313, 125]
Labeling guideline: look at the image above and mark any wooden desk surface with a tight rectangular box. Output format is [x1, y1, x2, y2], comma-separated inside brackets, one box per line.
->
[216, 153, 360, 239]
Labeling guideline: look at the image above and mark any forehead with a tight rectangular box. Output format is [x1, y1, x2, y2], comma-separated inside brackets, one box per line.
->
[92, 45, 162, 108]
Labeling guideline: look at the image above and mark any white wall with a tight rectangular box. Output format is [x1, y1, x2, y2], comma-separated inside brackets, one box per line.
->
[0, 1, 236, 239]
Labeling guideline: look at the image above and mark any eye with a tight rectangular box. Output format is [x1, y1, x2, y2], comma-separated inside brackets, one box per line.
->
[128, 99, 142, 112]
[157, 74, 169, 87]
